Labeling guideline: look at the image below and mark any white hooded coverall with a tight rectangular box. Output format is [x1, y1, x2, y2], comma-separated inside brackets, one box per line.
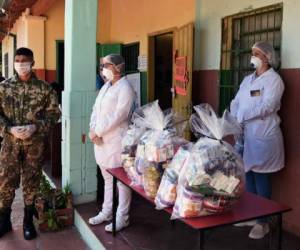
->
[90, 76, 135, 220]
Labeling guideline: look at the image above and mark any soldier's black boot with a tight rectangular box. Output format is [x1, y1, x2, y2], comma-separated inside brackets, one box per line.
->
[0, 207, 12, 238]
[23, 205, 37, 240]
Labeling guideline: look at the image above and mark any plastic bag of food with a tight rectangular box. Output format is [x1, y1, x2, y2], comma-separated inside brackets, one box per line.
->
[120, 107, 147, 186]
[133, 100, 187, 197]
[142, 162, 165, 198]
[121, 125, 146, 178]
[155, 143, 193, 209]
[171, 104, 245, 219]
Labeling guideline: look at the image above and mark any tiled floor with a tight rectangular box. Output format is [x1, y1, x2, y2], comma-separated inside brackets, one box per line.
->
[0, 189, 89, 250]
[76, 193, 300, 250]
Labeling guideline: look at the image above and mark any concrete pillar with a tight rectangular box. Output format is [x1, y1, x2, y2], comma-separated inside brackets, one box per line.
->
[62, 0, 98, 204]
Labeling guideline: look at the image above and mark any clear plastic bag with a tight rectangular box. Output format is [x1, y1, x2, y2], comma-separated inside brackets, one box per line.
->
[171, 104, 245, 219]
[142, 162, 164, 198]
[122, 124, 146, 176]
[155, 143, 193, 209]
[133, 100, 187, 197]
[121, 107, 147, 186]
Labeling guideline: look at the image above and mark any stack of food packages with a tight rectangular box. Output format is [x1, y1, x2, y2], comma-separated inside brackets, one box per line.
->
[169, 104, 245, 219]
[130, 101, 187, 198]
[121, 108, 147, 186]
[154, 142, 193, 209]
[121, 124, 146, 185]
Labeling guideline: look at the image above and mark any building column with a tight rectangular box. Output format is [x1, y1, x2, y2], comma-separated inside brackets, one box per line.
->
[62, 0, 98, 204]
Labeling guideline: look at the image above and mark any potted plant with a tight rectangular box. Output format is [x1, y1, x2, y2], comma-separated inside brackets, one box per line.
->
[35, 175, 73, 232]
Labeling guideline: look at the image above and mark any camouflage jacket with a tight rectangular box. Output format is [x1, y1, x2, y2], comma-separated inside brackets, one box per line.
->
[0, 73, 61, 144]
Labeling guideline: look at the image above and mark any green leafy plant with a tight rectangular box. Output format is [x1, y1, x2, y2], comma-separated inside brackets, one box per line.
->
[36, 176, 74, 231]
[39, 175, 54, 199]
[62, 182, 73, 209]
[45, 209, 62, 231]
[63, 182, 72, 195]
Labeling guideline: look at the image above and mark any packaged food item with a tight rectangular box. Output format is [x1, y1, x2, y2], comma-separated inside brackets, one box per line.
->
[121, 108, 147, 185]
[142, 162, 164, 198]
[171, 104, 245, 219]
[155, 143, 193, 209]
[132, 100, 188, 198]
[173, 187, 204, 218]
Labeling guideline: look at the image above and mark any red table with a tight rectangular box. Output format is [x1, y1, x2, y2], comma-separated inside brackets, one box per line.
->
[107, 167, 291, 250]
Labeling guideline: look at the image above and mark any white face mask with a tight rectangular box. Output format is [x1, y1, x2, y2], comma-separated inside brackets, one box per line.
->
[102, 68, 114, 81]
[250, 56, 262, 69]
[14, 62, 32, 76]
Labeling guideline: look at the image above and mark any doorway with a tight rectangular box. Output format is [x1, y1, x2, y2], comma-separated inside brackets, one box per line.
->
[56, 40, 64, 97]
[148, 28, 175, 110]
[154, 33, 173, 110]
[48, 40, 65, 179]
[148, 24, 193, 138]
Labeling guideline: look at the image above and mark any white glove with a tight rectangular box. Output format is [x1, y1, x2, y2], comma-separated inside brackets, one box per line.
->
[10, 126, 28, 140]
[21, 124, 37, 140]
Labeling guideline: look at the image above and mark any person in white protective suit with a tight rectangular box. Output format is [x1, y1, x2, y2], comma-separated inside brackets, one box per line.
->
[88, 54, 135, 232]
[230, 41, 285, 239]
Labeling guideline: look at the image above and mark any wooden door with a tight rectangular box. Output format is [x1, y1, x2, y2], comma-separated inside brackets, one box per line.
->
[172, 23, 194, 139]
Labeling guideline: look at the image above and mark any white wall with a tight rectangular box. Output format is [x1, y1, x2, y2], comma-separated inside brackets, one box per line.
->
[14, 16, 27, 48]
[1, 14, 27, 78]
[1, 10, 46, 78]
[2, 35, 15, 78]
[195, 0, 300, 70]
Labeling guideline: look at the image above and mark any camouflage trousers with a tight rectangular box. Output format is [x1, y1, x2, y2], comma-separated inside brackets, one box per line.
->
[0, 140, 45, 209]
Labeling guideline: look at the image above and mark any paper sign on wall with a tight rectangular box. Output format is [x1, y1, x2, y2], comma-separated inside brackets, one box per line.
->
[174, 56, 189, 96]
[138, 55, 147, 72]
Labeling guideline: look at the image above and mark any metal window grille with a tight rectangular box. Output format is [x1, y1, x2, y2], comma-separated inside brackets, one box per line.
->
[122, 42, 139, 74]
[4, 53, 8, 78]
[219, 3, 283, 113]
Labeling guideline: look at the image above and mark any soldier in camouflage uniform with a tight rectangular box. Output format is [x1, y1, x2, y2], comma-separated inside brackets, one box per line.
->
[0, 47, 61, 240]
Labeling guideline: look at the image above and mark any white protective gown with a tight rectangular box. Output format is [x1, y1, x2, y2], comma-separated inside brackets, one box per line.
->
[230, 68, 285, 173]
[90, 76, 135, 168]
[90, 76, 135, 219]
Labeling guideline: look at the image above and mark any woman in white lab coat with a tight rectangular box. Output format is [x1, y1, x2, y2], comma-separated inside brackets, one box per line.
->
[231, 42, 284, 239]
[88, 54, 135, 232]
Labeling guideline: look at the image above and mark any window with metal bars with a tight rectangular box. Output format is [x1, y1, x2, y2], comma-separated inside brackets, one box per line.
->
[122, 42, 139, 74]
[219, 3, 283, 113]
[4, 53, 8, 78]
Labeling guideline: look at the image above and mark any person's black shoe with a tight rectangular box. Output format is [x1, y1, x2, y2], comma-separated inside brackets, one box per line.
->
[23, 205, 37, 240]
[0, 207, 12, 238]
